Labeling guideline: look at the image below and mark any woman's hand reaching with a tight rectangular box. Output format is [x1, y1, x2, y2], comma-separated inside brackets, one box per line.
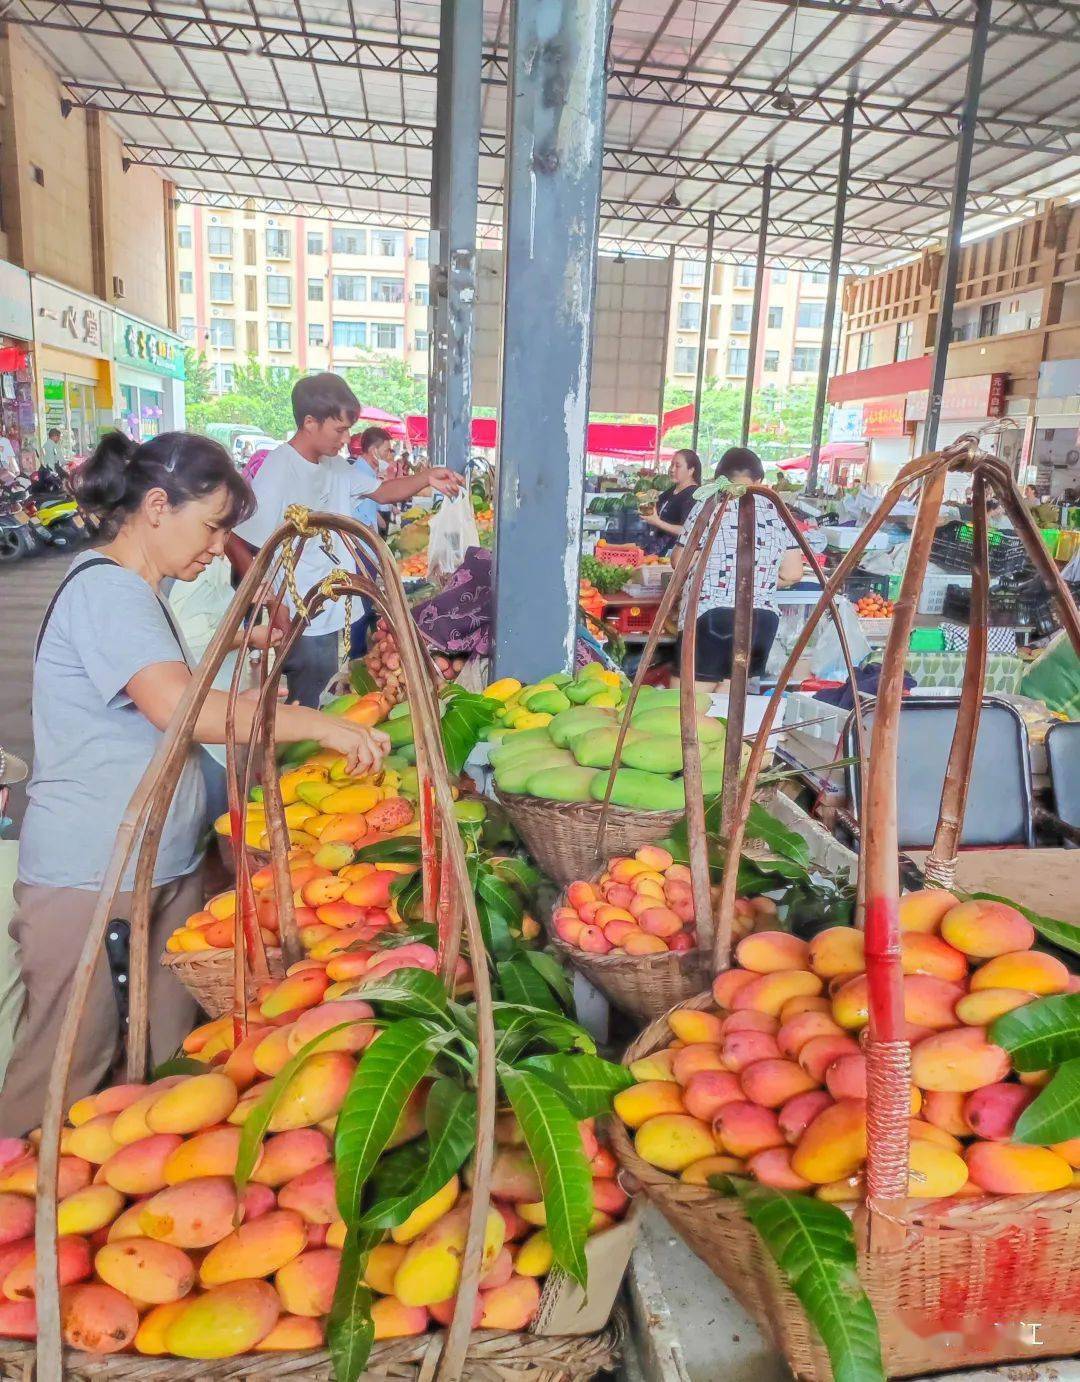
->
[316, 717, 390, 777]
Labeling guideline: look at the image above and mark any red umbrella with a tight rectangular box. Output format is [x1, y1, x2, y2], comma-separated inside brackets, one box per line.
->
[357, 405, 407, 440]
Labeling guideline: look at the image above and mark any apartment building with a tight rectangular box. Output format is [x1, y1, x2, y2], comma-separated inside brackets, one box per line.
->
[175, 205, 431, 392]
[667, 260, 830, 391]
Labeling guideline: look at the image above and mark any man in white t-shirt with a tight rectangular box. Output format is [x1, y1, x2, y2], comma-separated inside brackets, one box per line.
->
[0, 435, 19, 485]
[236, 373, 463, 706]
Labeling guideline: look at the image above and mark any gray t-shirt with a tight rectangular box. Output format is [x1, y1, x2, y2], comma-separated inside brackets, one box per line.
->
[19, 553, 207, 890]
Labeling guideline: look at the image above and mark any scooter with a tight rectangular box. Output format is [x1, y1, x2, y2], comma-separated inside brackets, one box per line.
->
[3, 475, 67, 552]
[27, 469, 87, 546]
[0, 489, 38, 562]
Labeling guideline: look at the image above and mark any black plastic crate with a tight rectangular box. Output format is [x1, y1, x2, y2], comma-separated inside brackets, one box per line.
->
[843, 570, 890, 602]
[930, 521, 1033, 577]
[942, 579, 1049, 629]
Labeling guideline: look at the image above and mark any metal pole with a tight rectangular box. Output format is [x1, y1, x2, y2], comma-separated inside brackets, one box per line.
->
[655, 251, 675, 468]
[428, 0, 481, 473]
[740, 164, 773, 448]
[493, 0, 611, 680]
[691, 211, 716, 455]
[924, 0, 991, 454]
[807, 98, 855, 496]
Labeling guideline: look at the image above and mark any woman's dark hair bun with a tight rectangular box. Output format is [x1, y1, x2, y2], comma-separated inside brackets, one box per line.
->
[71, 431, 137, 513]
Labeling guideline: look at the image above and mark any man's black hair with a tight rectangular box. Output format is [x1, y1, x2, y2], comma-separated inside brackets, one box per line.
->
[291, 372, 361, 428]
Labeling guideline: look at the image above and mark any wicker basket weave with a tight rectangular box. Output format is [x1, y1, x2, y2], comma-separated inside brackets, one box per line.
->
[161, 946, 285, 1018]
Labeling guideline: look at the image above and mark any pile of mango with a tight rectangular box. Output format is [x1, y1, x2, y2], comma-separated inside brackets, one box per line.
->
[616, 892, 1080, 1197]
[483, 665, 628, 734]
[490, 686, 743, 812]
[0, 974, 623, 1357]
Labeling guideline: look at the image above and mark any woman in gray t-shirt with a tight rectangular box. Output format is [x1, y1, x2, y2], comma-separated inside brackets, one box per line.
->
[0, 431, 389, 1134]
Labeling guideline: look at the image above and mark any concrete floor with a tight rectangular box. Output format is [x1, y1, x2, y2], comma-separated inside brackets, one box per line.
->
[0, 550, 69, 829]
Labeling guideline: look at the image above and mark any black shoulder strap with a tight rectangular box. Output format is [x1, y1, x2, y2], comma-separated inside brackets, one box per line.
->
[35, 557, 187, 663]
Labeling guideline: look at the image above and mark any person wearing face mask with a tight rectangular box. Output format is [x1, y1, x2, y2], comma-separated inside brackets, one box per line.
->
[235, 375, 463, 707]
[641, 448, 702, 554]
[0, 431, 392, 1134]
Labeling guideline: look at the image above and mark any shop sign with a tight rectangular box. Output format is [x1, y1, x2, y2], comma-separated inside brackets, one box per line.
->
[113, 312, 185, 380]
[0, 260, 33, 342]
[828, 404, 864, 442]
[31, 277, 111, 360]
[905, 373, 1007, 422]
[862, 398, 908, 437]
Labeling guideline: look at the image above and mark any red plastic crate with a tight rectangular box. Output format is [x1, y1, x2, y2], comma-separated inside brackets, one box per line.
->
[593, 543, 645, 568]
[610, 603, 660, 634]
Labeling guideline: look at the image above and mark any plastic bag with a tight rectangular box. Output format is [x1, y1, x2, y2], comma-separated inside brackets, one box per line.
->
[426, 493, 480, 585]
[806, 596, 872, 679]
[1020, 632, 1080, 718]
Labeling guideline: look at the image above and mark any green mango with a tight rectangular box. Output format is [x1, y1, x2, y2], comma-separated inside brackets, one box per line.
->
[701, 769, 726, 795]
[384, 713, 415, 749]
[398, 741, 418, 765]
[589, 767, 685, 812]
[495, 748, 575, 794]
[388, 702, 412, 720]
[399, 766, 420, 796]
[382, 754, 410, 773]
[631, 707, 724, 743]
[571, 726, 645, 770]
[621, 734, 686, 774]
[548, 706, 615, 748]
[489, 728, 558, 769]
[578, 662, 607, 681]
[524, 688, 572, 715]
[630, 689, 711, 714]
[280, 737, 320, 767]
[453, 799, 487, 824]
[564, 678, 608, 704]
[525, 764, 599, 802]
[547, 671, 574, 687]
[324, 692, 361, 716]
[249, 785, 264, 803]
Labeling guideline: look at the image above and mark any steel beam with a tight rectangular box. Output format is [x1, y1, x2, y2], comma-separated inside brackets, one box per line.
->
[808, 99, 855, 497]
[741, 168, 773, 449]
[754, 0, 1080, 40]
[925, 0, 992, 451]
[493, 0, 610, 681]
[428, 0, 481, 476]
[691, 213, 716, 456]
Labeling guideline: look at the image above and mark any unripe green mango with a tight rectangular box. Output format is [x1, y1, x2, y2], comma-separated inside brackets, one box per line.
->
[524, 688, 572, 714]
[589, 767, 685, 812]
[631, 707, 724, 743]
[489, 729, 559, 770]
[384, 713, 415, 748]
[630, 688, 711, 714]
[621, 734, 686, 774]
[547, 706, 615, 748]
[494, 749, 575, 794]
[564, 678, 609, 704]
[571, 727, 644, 769]
[525, 764, 599, 802]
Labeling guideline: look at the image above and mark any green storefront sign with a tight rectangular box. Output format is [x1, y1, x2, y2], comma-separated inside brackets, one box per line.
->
[113, 314, 185, 380]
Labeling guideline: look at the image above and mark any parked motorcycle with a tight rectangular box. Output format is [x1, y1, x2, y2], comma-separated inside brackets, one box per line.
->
[0, 489, 37, 563]
[27, 469, 87, 546]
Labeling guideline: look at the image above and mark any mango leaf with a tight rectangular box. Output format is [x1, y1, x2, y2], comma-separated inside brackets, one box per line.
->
[523, 949, 575, 1010]
[965, 890, 1080, 959]
[327, 1224, 381, 1382]
[1014, 1057, 1080, 1145]
[490, 855, 543, 897]
[497, 957, 562, 1013]
[353, 838, 423, 864]
[469, 862, 522, 961]
[442, 690, 499, 775]
[335, 1017, 448, 1222]
[390, 869, 424, 921]
[151, 1056, 206, 1080]
[369, 1138, 431, 1203]
[991, 993, 1080, 1071]
[742, 801, 812, 869]
[519, 1051, 634, 1119]
[493, 1004, 597, 1058]
[500, 1066, 593, 1288]
[732, 1182, 884, 1382]
[354, 967, 453, 1026]
[349, 661, 380, 696]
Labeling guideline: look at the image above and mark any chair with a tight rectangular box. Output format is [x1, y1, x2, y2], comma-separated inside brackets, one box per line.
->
[1039, 720, 1080, 846]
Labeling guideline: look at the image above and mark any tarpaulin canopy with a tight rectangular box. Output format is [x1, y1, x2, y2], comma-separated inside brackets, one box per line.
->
[358, 405, 407, 440]
[778, 443, 868, 472]
[405, 406, 693, 459]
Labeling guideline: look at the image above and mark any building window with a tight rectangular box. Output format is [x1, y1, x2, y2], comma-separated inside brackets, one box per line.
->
[680, 260, 705, 287]
[214, 363, 235, 391]
[767, 305, 783, 329]
[895, 320, 913, 362]
[793, 346, 820, 372]
[764, 349, 780, 372]
[797, 301, 826, 329]
[730, 304, 752, 332]
[978, 301, 1001, 338]
[177, 224, 193, 249]
[266, 274, 292, 306]
[268, 366, 291, 382]
[371, 276, 405, 304]
[333, 274, 367, 302]
[207, 225, 233, 256]
[857, 331, 873, 370]
[333, 320, 367, 349]
[373, 230, 404, 257]
[374, 322, 404, 349]
[734, 265, 755, 289]
[308, 278, 324, 302]
[414, 329, 430, 352]
[673, 345, 697, 374]
[414, 283, 430, 306]
[308, 323, 325, 346]
[307, 231, 325, 255]
[771, 268, 788, 285]
[412, 235, 429, 261]
[209, 318, 235, 348]
[676, 300, 701, 331]
[265, 228, 291, 258]
[267, 321, 291, 352]
[209, 272, 233, 303]
[727, 347, 749, 376]
[178, 270, 193, 295]
[332, 227, 367, 255]
[180, 316, 195, 342]
[808, 271, 829, 286]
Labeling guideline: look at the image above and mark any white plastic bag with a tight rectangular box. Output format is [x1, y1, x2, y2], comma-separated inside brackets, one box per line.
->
[807, 596, 872, 679]
[426, 493, 480, 585]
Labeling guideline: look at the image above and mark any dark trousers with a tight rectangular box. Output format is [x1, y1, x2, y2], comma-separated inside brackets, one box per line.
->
[283, 631, 342, 708]
[679, 607, 780, 682]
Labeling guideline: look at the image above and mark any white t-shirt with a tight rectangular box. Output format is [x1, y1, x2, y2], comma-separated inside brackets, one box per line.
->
[0, 437, 18, 479]
[235, 442, 380, 636]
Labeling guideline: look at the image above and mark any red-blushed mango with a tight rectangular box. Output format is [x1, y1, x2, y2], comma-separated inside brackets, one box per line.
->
[0, 1196, 34, 1247]
[278, 1162, 337, 1225]
[106, 1203, 146, 1243]
[639, 907, 683, 939]
[0, 1143, 29, 1175]
[393, 1202, 505, 1307]
[101, 1134, 183, 1196]
[146, 1074, 239, 1136]
[252, 1030, 300, 1080]
[61, 1282, 139, 1354]
[274, 1247, 341, 1316]
[0, 1300, 37, 1339]
[921, 1089, 971, 1137]
[790, 1099, 867, 1184]
[798, 1034, 860, 1083]
[134, 1300, 187, 1355]
[1051, 1138, 1080, 1168]
[484, 1149, 542, 1203]
[898, 889, 958, 933]
[611, 1073, 690, 1131]
[965, 1142, 1073, 1194]
[735, 931, 810, 975]
[56, 1186, 124, 1237]
[287, 1000, 375, 1055]
[199, 1209, 308, 1286]
[679, 1155, 745, 1185]
[633, 1113, 715, 1172]
[623, 932, 668, 955]
[64, 1116, 122, 1166]
[910, 1027, 1011, 1093]
[807, 927, 865, 981]
[165, 1279, 281, 1358]
[748, 1146, 813, 1190]
[672, 1043, 727, 1085]
[682, 1070, 743, 1122]
[479, 1246, 514, 1291]
[254, 1315, 325, 1351]
[388, 1177, 460, 1245]
[963, 1082, 1035, 1141]
[667, 1010, 725, 1045]
[592, 1178, 630, 1218]
[906, 1140, 969, 1198]
[970, 951, 1070, 996]
[909, 1119, 963, 1153]
[479, 1274, 541, 1330]
[722, 1011, 780, 1037]
[900, 933, 968, 983]
[4, 1235, 92, 1300]
[267, 1051, 355, 1132]
[628, 1049, 679, 1083]
[740, 1058, 819, 1109]
[164, 1127, 242, 1184]
[260, 970, 331, 1020]
[722, 1029, 782, 1073]
[714, 1102, 785, 1159]
[940, 900, 1034, 959]
[138, 1176, 238, 1249]
[371, 1296, 429, 1340]
[0, 1155, 91, 1200]
[712, 969, 756, 1009]
[94, 1239, 195, 1304]
[778, 1090, 834, 1144]
[780, 995, 832, 1023]
[221, 1025, 274, 1091]
[955, 988, 1033, 1026]
[325, 952, 375, 983]
[241, 1183, 276, 1223]
[251, 1129, 331, 1188]
[362, 1242, 408, 1293]
[904, 975, 965, 1030]
[825, 1053, 867, 1101]
[732, 970, 823, 1018]
[777, 1011, 844, 1059]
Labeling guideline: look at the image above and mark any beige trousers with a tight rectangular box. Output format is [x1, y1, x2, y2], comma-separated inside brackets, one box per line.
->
[0, 872, 201, 1136]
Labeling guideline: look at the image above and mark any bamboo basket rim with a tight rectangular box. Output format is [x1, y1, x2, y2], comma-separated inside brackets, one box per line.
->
[493, 786, 686, 828]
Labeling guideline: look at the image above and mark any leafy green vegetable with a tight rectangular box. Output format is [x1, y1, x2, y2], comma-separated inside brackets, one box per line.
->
[991, 994, 1080, 1071]
[579, 554, 637, 594]
[1014, 1057, 1080, 1145]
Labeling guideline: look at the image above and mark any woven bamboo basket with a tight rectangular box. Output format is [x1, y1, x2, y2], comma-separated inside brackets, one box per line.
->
[609, 442, 1080, 1378]
[161, 945, 284, 1018]
[26, 512, 623, 1382]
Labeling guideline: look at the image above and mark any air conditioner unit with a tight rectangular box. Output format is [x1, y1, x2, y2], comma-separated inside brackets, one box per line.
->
[112, 275, 125, 299]
[268, 218, 277, 227]
[210, 215, 220, 224]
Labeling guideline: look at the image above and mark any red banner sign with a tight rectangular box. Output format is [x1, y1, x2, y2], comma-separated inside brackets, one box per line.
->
[905, 373, 1007, 422]
[862, 399, 908, 437]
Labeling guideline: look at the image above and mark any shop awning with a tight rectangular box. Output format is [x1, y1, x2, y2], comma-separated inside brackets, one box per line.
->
[404, 411, 691, 461]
